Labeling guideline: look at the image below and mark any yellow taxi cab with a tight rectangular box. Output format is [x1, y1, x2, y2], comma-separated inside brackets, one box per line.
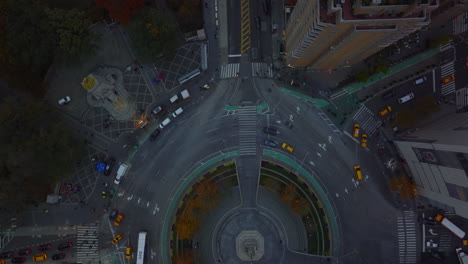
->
[33, 254, 47, 262]
[360, 134, 368, 147]
[354, 165, 363, 181]
[114, 213, 124, 226]
[111, 233, 123, 245]
[379, 106, 392, 116]
[281, 143, 294, 153]
[352, 124, 360, 137]
[441, 74, 455, 84]
[125, 245, 132, 259]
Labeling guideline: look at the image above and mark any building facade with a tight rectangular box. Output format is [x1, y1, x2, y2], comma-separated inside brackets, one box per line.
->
[284, 0, 439, 70]
[394, 113, 468, 219]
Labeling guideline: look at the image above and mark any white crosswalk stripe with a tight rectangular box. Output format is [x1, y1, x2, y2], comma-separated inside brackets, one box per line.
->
[397, 210, 417, 264]
[76, 223, 100, 263]
[330, 89, 348, 101]
[440, 62, 455, 96]
[220, 63, 240, 79]
[456, 88, 468, 110]
[352, 105, 381, 136]
[439, 40, 452, 52]
[238, 105, 257, 156]
[453, 12, 468, 35]
[251, 63, 273, 78]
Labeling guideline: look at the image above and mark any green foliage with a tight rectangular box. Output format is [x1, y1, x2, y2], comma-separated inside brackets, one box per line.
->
[429, 35, 452, 49]
[375, 59, 389, 73]
[128, 8, 179, 62]
[0, 97, 86, 208]
[355, 70, 370, 83]
[45, 7, 98, 65]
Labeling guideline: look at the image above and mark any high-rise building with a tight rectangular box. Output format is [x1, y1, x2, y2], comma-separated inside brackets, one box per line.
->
[284, 0, 438, 70]
[394, 113, 468, 219]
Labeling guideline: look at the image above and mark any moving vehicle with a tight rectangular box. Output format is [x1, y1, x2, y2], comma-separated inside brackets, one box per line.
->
[456, 247, 468, 264]
[379, 106, 392, 116]
[414, 76, 427, 85]
[360, 134, 368, 147]
[202, 84, 210, 89]
[382, 90, 394, 100]
[114, 163, 129, 185]
[0, 252, 13, 259]
[58, 96, 71, 105]
[114, 213, 125, 226]
[58, 242, 72, 250]
[159, 118, 171, 129]
[125, 246, 132, 259]
[11, 258, 25, 263]
[136, 231, 147, 264]
[38, 245, 51, 251]
[354, 165, 363, 180]
[104, 159, 115, 176]
[109, 209, 119, 220]
[17, 249, 31, 256]
[441, 74, 455, 84]
[434, 214, 466, 239]
[51, 253, 65, 260]
[263, 127, 279, 135]
[281, 143, 294, 153]
[430, 250, 444, 260]
[32, 254, 47, 262]
[398, 93, 414, 104]
[111, 234, 123, 245]
[352, 124, 360, 137]
[172, 107, 184, 118]
[149, 129, 160, 141]
[264, 140, 277, 148]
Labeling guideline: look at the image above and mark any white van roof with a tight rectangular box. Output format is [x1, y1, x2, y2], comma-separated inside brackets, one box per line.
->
[114, 163, 129, 184]
[170, 95, 179, 103]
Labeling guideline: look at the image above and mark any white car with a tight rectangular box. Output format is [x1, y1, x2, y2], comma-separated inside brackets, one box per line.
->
[172, 107, 184, 118]
[58, 96, 71, 105]
[398, 93, 414, 104]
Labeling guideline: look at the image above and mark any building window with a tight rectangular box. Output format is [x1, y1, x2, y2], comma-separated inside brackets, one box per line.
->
[446, 183, 468, 202]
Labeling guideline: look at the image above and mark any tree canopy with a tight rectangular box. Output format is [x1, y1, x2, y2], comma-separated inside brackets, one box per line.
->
[96, 0, 144, 24]
[0, 96, 86, 209]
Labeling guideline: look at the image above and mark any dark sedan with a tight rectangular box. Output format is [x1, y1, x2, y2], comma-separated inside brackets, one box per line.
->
[52, 253, 66, 260]
[104, 159, 115, 176]
[11, 257, 25, 263]
[149, 129, 161, 141]
[38, 244, 51, 251]
[17, 249, 31, 256]
[264, 140, 278, 148]
[263, 127, 279, 135]
[58, 242, 72, 250]
[0, 252, 13, 259]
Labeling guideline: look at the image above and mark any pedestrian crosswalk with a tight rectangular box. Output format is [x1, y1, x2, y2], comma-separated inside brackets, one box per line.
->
[220, 63, 240, 79]
[251, 63, 273, 78]
[397, 210, 417, 264]
[329, 89, 349, 101]
[453, 12, 468, 35]
[238, 105, 257, 155]
[439, 40, 452, 52]
[440, 62, 455, 96]
[76, 223, 100, 263]
[352, 104, 382, 136]
[456, 88, 468, 110]
[438, 212, 456, 252]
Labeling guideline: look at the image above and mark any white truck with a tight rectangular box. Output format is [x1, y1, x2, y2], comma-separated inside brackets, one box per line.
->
[456, 248, 468, 264]
[435, 214, 466, 239]
[181, 89, 190, 99]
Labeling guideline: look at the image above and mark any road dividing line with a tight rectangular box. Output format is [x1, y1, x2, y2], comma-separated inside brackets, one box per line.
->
[343, 131, 360, 144]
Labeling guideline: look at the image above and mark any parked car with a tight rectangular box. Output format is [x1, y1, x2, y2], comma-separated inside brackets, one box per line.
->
[360, 134, 368, 147]
[441, 74, 455, 84]
[58, 242, 72, 250]
[149, 129, 160, 142]
[263, 140, 277, 147]
[104, 159, 115, 176]
[11, 258, 25, 263]
[38, 245, 51, 251]
[263, 127, 279, 135]
[281, 143, 294, 152]
[51, 253, 66, 260]
[0, 252, 13, 259]
[398, 93, 414, 104]
[17, 249, 31, 256]
[114, 213, 124, 226]
[172, 107, 184, 118]
[111, 234, 123, 245]
[32, 254, 47, 262]
[151, 106, 163, 117]
[58, 96, 71, 105]
[352, 124, 360, 137]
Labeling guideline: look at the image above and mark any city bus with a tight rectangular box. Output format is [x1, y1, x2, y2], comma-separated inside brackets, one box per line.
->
[136, 231, 147, 264]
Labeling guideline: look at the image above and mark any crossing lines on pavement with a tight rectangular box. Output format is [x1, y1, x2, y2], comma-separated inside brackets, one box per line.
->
[238, 105, 257, 156]
[440, 62, 455, 96]
[330, 89, 348, 101]
[352, 104, 381, 136]
[439, 40, 452, 52]
[456, 88, 468, 110]
[453, 12, 468, 35]
[76, 223, 100, 263]
[240, 0, 251, 54]
[397, 210, 417, 264]
[220, 63, 240, 79]
[251, 63, 273, 78]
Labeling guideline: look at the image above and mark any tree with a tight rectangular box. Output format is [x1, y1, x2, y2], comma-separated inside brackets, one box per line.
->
[175, 211, 200, 240]
[388, 177, 418, 199]
[95, 0, 144, 24]
[280, 184, 297, 205]
[375, 59, 389, 73]
[0, 96, 86, 208]
[45, 7, 98, 64]
[355, 70, 370, 83]
[128, 8, 178, 61]
[415, 95, 439, 120]
[261, 177, 283, 193]
[393, 109, 417, 129]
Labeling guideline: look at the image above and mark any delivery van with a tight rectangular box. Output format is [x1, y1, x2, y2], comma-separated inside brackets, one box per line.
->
[114, 163, 129, 185]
